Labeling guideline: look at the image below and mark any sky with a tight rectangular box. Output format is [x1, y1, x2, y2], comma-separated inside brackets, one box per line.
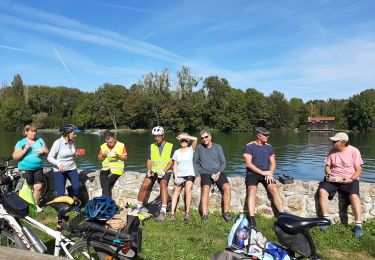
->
[0, 0, 374, 101]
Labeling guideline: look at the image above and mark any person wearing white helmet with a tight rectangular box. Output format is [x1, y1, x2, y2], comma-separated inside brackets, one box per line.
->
[136, 126, 174, 221]
[318, 132, 364, 238]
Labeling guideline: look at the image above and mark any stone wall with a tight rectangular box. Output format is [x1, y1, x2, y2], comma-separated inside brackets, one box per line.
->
[85, 171, 375, 223]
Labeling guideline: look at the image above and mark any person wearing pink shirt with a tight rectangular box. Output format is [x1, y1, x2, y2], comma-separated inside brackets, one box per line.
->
[318, 132, 364, 238]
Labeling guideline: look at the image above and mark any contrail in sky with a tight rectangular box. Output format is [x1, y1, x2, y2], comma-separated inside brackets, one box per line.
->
[53, 47, 76, 85]
[0, 44, 40, 55]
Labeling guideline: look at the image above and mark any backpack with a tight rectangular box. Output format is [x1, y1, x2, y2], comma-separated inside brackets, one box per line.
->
[227, 215, 290, 260]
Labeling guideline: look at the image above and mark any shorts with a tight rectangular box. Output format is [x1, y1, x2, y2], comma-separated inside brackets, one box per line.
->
[22, 169, 44, 186]
[200, 173, 229, 189]
[319, 179, 360, 200]
[145, 171, 172, 185]
[174, 175, 195, 186]
[245, 173, 275, 187]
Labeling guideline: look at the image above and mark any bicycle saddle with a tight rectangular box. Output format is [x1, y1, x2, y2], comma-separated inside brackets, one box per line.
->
[0, 156, 12, 162]
[276, 213, 331, 234]
[47, 196, 75, 218]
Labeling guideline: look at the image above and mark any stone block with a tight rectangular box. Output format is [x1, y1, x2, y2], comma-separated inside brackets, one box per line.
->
[287, 197, 304, 211]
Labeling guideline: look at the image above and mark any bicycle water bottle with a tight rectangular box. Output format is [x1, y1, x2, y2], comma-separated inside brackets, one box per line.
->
[22, 226, 47, 253]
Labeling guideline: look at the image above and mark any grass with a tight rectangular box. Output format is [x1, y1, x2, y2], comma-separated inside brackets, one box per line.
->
[32, 208, 375, 259]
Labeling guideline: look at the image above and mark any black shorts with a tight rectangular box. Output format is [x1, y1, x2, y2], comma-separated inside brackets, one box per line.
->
[319, 179, 360, 200]
[245, 173, 275, 187]
[145, 171, 172, 185]
[22, 169, 44, 186]
[175, 176, 195, 186]
[200, 173, 229, 189]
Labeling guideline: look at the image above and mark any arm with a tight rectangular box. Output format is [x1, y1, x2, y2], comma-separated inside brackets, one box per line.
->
[217, 145, 226, 174]
[98, 148, 105, 161]
[47, 141, 60, 167]
[12, 143, 30, 161]
[193, 146, 202, 177]
[190, 136, 198, 150]
[244, 154, 266, 175]
[163, 160, 174, 173]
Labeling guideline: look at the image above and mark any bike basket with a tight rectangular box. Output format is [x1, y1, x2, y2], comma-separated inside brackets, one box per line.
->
[2, 192, 29, 218]
[69, 211, 88, 231]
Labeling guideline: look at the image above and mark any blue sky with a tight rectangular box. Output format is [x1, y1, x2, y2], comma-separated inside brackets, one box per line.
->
[0, 0, 374, 101]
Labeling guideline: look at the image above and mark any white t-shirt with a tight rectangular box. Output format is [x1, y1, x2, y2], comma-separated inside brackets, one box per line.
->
[172, 146, 195, 177]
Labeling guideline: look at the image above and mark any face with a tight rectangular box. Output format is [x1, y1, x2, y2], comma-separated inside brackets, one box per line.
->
[200, 133, 212, 146]
[332, 140, 345, 151]
[25, 129, 37, 139]
[67, 132, 77, 141]
[257, 133, 269, 143]
[106, 137, 116, 148]
[180, 139, 189, 148]
[153, 135, 164, 144]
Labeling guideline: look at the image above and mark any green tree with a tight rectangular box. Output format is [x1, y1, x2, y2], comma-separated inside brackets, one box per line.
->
[267, 91, 292, 129]
[72, 96, 95, 129]
[94, 84, 128, 129]
[11, 74, 24, 99]
[244, 88, 270, 129]
[0, 98, 31, 130]
[345, 89, 375, 131]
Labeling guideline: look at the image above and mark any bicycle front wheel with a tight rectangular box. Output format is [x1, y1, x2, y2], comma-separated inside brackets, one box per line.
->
[68, 241, 119, 260]
[0, 228, 27, 250]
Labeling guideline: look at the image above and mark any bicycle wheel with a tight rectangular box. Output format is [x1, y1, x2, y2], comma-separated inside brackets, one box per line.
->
[68, 240, 120, 260]
[0, 228, 27, 250]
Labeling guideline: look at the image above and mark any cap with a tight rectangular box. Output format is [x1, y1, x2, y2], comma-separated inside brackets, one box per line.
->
[329, 132, 349, 142]
[73, 129, 80, 133]
[255, 127, 271, 135]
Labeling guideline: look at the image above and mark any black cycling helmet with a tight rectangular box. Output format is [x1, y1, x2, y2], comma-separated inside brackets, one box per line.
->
[60, 124, 80, 136]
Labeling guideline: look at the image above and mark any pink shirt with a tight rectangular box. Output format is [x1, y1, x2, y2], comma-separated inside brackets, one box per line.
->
[325, 145, 363, 179]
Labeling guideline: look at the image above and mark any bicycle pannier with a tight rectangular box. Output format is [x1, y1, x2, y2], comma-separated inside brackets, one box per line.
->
[2, 192, 29, 218]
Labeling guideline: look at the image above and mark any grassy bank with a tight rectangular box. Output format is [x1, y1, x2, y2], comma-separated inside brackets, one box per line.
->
[32, 208, 375, 259]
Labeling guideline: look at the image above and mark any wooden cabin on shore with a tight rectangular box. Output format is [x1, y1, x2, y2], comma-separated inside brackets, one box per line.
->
[307, 117, 335, 131]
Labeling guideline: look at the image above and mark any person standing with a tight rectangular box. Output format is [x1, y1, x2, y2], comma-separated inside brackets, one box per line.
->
[163, 133, 197, 222]
[243, 127, 284, 227]
[13, 124, 49, 211]
[194, 130, 231, 222]
[136, 126, 173, 221]
[318, 132, 364, 238]
[98, 131, 127, 197]
[47, 124, 84, 211]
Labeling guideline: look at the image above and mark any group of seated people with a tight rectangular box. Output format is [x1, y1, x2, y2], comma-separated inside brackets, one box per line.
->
[12, 124, 364, 238]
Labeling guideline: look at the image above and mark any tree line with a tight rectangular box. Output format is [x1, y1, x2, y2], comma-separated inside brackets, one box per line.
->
[0, 67, 374, 132]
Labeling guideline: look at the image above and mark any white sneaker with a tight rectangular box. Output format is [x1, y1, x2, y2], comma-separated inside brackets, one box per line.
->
[36, 205, 43, 213]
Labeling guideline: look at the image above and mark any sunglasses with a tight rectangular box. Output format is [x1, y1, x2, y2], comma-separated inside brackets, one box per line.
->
[180, 139, 189, 143]
[201, 135, 209, 140]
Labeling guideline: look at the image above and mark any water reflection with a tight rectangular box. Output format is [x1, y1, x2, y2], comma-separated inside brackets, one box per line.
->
[0, 131, 373, 183]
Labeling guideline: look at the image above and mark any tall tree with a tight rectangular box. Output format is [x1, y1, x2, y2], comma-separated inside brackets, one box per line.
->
[345, 89, 375, 131]
[244, 88, 270, 129]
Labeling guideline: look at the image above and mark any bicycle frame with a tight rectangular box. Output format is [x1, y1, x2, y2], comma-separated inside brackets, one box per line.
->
[23, 216, 76, 258]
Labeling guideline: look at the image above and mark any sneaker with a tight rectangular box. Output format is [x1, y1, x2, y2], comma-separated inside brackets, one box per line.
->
[249, 216, 257, 227]
[320, 216, 331, 231]
[170, 213, 176, 222]
[138, 206, 149, 214]
[36, 205, 43, 213]
[184, 212, 191, 222]
[223, 212, 231, 222]
[354, 225, 363, 238]
[201, 215, 208, 223]
[156, 211, 166, 221]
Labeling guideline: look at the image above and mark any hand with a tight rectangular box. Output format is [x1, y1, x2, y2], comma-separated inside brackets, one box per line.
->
[342, 178, 353, 184]
[194, 176, 201, 185]
[265, 175, 276, 184]
[262, 171, 273, 177]
[76, 148, 86, 156]
[213, 172, 221, 181]
[23, 143, 30, 151]
[58, 165, 65, 172]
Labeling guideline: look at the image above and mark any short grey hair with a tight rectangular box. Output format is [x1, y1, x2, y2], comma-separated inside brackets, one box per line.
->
[200, 130, 211, 136]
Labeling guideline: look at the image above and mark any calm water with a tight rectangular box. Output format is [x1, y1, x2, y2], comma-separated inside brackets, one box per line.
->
[1, 131, 374, 183]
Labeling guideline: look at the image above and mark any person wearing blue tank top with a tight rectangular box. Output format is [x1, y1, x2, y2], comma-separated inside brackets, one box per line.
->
[13, 124, 49, 209]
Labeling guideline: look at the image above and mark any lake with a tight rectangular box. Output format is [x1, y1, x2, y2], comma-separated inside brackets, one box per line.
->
[1, 131, 374, 183]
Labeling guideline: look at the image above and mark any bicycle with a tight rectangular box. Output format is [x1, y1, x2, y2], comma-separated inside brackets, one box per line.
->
[0, 156, 48, 204]
[0, 161, 141, 259]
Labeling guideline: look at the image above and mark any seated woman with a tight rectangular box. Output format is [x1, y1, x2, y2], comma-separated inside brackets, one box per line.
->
[12, 124, 49, 212]
[163, 133, 197, 222]
[47, 124, 84, 212]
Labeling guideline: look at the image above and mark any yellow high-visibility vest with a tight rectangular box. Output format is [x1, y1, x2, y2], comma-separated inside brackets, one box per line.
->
[150, 142, 173, 174]
[101, 141, 125, 175]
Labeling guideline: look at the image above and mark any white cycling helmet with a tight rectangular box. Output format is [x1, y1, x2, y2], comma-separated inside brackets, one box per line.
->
[152, 126, 164, 136]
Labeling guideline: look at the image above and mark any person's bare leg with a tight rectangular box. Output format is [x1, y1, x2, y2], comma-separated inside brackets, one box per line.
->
[267, 183, 284, 213]
[222, 183, 231, 213]
[201, 185, 210, 216]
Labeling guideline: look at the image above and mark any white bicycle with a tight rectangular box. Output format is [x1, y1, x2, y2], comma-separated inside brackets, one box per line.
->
[0, 161, 140, 259]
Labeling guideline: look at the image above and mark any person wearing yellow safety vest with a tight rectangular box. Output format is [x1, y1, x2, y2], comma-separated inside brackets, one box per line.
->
[98, 131, 127, 198]
[136, 126, 174, 221]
